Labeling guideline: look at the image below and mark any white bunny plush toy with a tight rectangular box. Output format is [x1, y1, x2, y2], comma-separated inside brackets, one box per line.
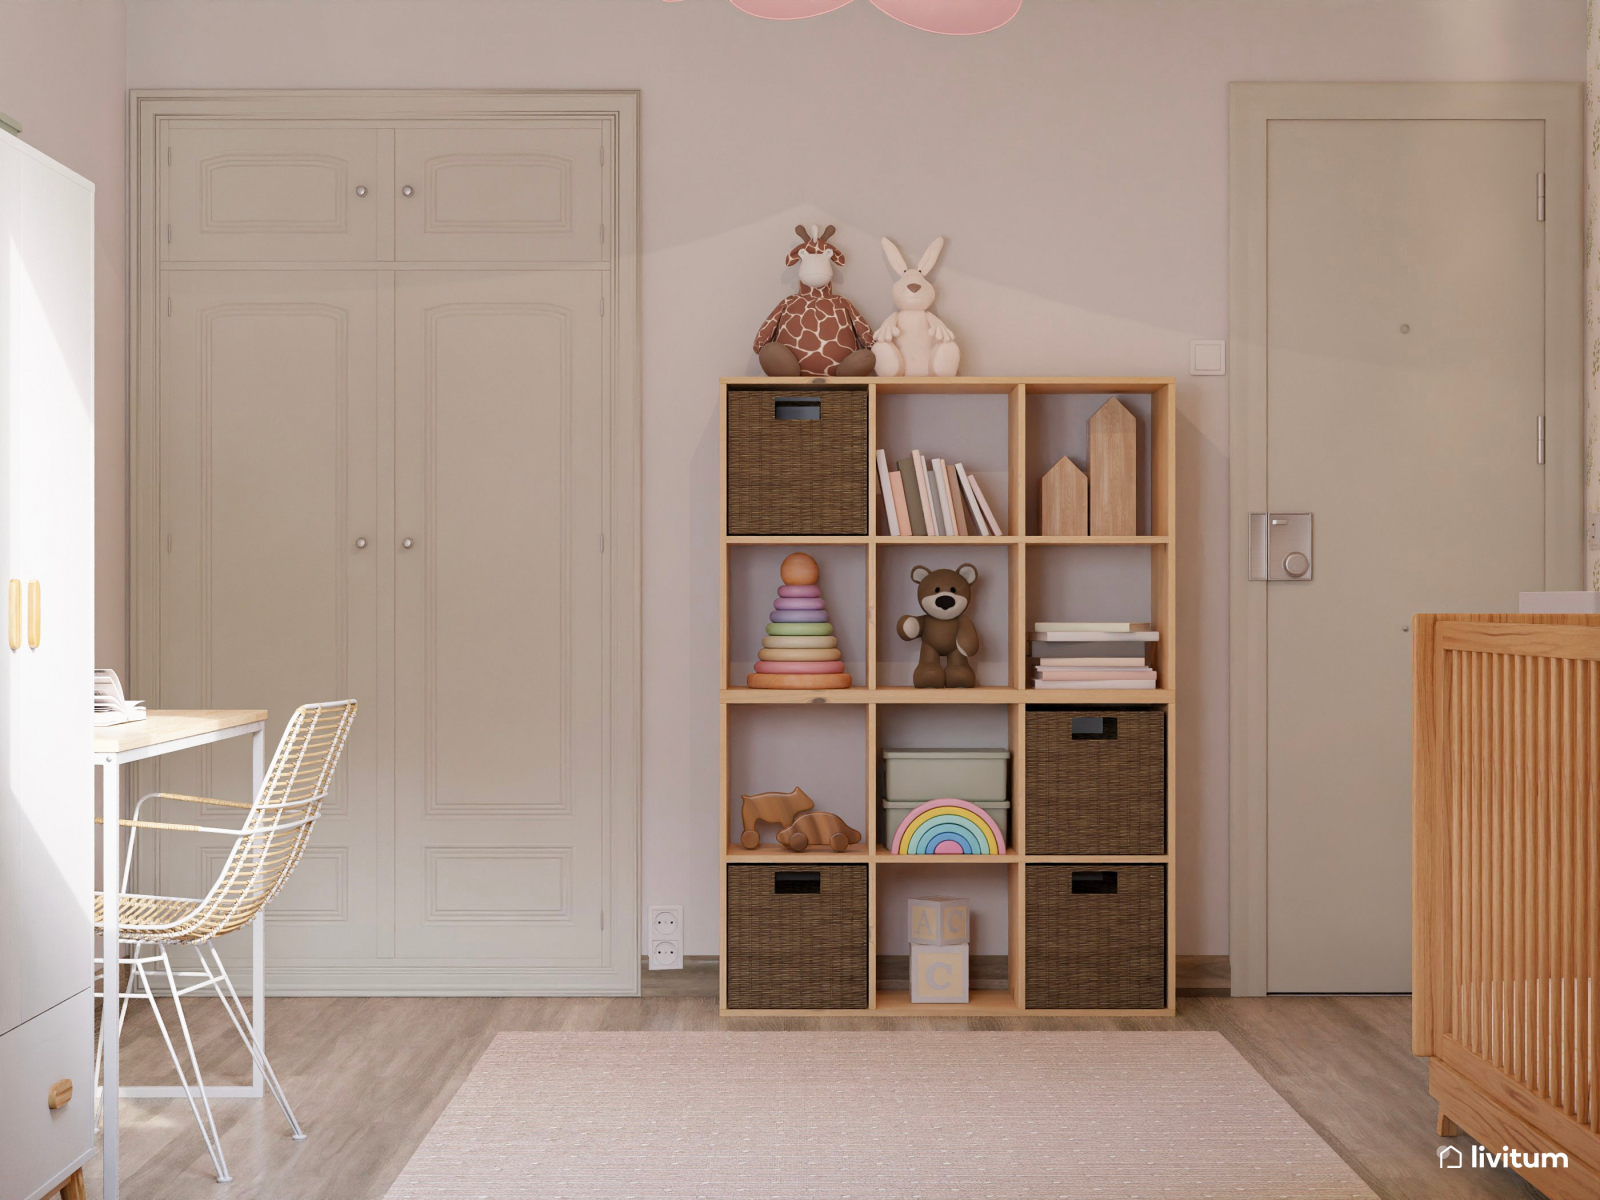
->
[872, 236, 960, 377]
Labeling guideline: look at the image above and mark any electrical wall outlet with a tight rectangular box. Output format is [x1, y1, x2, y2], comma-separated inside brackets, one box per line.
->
[648, 905, 683, 970]
[1588, 511, 1599, 551]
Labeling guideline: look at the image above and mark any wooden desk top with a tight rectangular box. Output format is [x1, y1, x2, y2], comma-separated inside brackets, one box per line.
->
[93, 709, 268, 756]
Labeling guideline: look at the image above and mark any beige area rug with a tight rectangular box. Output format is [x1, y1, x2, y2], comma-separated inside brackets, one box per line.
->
[385, 1032, 1377, 1200]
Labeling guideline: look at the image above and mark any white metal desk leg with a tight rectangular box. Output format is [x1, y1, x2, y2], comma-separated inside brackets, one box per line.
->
[100, 759, 119, 1200]
[250, 728, 265, 1096]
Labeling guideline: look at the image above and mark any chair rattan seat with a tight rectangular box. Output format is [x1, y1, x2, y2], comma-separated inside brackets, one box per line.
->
[95, 891, 204, 939]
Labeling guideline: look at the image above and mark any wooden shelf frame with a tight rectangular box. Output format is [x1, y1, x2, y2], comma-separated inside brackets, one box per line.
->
[718, 377, 1178, 1017]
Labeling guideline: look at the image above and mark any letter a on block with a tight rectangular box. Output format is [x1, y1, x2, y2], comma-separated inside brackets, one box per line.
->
[911, 906, 937, 943]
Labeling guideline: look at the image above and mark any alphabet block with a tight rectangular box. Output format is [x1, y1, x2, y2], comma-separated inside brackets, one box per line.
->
[910, 942, 970, 1003]
[908, 896, 970, 946]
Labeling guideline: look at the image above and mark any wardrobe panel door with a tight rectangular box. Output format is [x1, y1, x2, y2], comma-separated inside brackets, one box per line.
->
[394, 125, 607, 262]
[0, 140, 21, 1038]
[393, 271, 609, 965]
[9, 151, 96, 1030]
[154, 272, 381, 966]
[165, 124, 388, 262]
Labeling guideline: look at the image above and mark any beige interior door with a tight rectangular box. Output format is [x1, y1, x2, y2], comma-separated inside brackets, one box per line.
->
[1264, 119, 1550, 993]
[393, 125, 608, 262]
[153, 271, 382, 966]
[391, 270, 611, 968]
[165, 123, 390, 262]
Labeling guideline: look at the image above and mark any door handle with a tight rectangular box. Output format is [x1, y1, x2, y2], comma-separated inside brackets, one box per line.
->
[27, 581, 40, 648]
[6, 579, 18, 650]
[401, 538, 415, 550]
[1248, 513, 1313, 581]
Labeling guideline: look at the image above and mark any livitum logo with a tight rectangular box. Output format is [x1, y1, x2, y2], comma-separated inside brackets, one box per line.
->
[1437, 1143, 1568, 1170]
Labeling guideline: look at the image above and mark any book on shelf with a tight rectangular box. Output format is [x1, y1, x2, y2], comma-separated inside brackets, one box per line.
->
[1031, 630, 1160, 645]
[1034, 667, 1158, 682]
[888, 469, 912, 535]
[911, 449, 938, 535]
[1034, 655, 1148, 667]
[932, 458, 957, 535]
[938, 460, 966, 535]
[94, 668, 147, 726]
[896, 456, 927, 535]
[954, 462, 988, 536]
[1033, 677, 1158, 690]
[876, 449, 901, 536]
[1034, 621, 1152, 633]
[969, 475, 1002, 535]
[879, 448, 992, 536]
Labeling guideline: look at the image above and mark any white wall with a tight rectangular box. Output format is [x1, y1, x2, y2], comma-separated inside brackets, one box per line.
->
[0, 0, 128, 678]
[112, 0, 1586, 957]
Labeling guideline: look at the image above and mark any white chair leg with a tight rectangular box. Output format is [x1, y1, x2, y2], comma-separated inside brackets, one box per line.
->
[93, 953, 136, 1130]
[142, 948, 233, 1183]
[201, 944, 305, 1139]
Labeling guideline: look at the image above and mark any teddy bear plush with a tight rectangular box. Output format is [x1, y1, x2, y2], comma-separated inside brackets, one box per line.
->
[896, 564, 979, 688]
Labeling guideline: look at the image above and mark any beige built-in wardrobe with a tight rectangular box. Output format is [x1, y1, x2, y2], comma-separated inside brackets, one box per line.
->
[130, 92, 640, 995]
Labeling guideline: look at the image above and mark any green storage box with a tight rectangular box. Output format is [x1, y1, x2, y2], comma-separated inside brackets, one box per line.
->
[881, 747, 1010, 802]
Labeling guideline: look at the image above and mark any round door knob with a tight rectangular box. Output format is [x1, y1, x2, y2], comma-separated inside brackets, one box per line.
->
[1283, 551, 1310, 578]
[355, 186, 368, 197]
[402, 185, 414, 197]
[401, 538, 414, 550]
[355, 537, 368, 549]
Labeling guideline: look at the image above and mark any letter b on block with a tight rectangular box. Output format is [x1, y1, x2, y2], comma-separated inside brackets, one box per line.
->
[911, 943, 969, 1003]
[908, 897, 969, 946]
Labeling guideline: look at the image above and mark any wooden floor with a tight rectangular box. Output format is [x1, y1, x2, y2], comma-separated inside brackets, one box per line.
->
[88, 993, 1545, 1200]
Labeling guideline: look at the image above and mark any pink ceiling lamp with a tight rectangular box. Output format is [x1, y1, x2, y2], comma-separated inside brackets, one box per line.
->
[672, 0, 1023, 35]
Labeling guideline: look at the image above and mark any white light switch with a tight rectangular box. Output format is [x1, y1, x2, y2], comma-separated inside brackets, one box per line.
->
[1190, 340, 1226, 376]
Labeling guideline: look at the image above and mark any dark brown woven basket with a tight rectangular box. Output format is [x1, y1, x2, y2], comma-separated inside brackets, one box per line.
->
[1026, 863, 1166, 1009]
[726, 863, 868, 1009]
[1026, 707, 1165, 855]
[727, 388, 868, 536]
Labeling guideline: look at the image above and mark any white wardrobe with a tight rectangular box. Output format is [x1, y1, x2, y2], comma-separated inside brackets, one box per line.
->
[0, 131, 97, 1200]
[129, 92, 641, 995]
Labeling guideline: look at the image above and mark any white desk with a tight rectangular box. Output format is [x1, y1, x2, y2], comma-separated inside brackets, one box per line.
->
[94, 709, 268, 1200]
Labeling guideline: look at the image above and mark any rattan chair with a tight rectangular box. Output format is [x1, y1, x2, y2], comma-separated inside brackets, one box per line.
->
[94, 699, 357, 1183]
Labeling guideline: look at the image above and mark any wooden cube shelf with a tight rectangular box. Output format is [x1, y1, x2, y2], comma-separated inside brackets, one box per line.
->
[718, 377, 1178, 1016]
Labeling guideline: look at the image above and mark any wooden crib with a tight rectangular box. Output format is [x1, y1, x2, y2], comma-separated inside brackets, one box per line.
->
[1413, 612, 1600, 1198]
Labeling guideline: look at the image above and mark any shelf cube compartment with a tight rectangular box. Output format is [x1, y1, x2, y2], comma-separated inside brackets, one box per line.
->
[876, 705, 1013, 850]
[726, 543, 866, 690]
[1026, 863, 1166, 1010]
[874, 390, 1012, 537]
[1025, 706, 1166, 855]
[1024, 542, 1161, 692]
[876, 861, 1014, 1004]
[727, 385, 868, 536]
[877, 542, 1011, 688]
[1024, 390, 1154, 537]
[726, 704, 868, 852]
[726, 863, 868, 1009]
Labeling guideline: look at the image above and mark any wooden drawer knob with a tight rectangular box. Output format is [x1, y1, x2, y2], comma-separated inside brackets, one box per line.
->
[47, 1078, 73, 1109]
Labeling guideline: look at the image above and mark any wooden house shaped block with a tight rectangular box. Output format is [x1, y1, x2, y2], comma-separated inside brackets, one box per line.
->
[1089, 398, 1137, 536]
[1040, 456, 1088, 536]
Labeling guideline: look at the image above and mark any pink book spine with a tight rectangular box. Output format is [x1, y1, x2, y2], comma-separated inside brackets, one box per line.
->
[889, 471, 912, 537]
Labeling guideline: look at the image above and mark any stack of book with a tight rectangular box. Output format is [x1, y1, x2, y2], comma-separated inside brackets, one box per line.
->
[1030, 622, 1159, 689]
[876, 448, 1002, 537]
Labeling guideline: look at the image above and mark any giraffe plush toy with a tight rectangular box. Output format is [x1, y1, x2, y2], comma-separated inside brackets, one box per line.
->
[753, 225, 877, 377]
